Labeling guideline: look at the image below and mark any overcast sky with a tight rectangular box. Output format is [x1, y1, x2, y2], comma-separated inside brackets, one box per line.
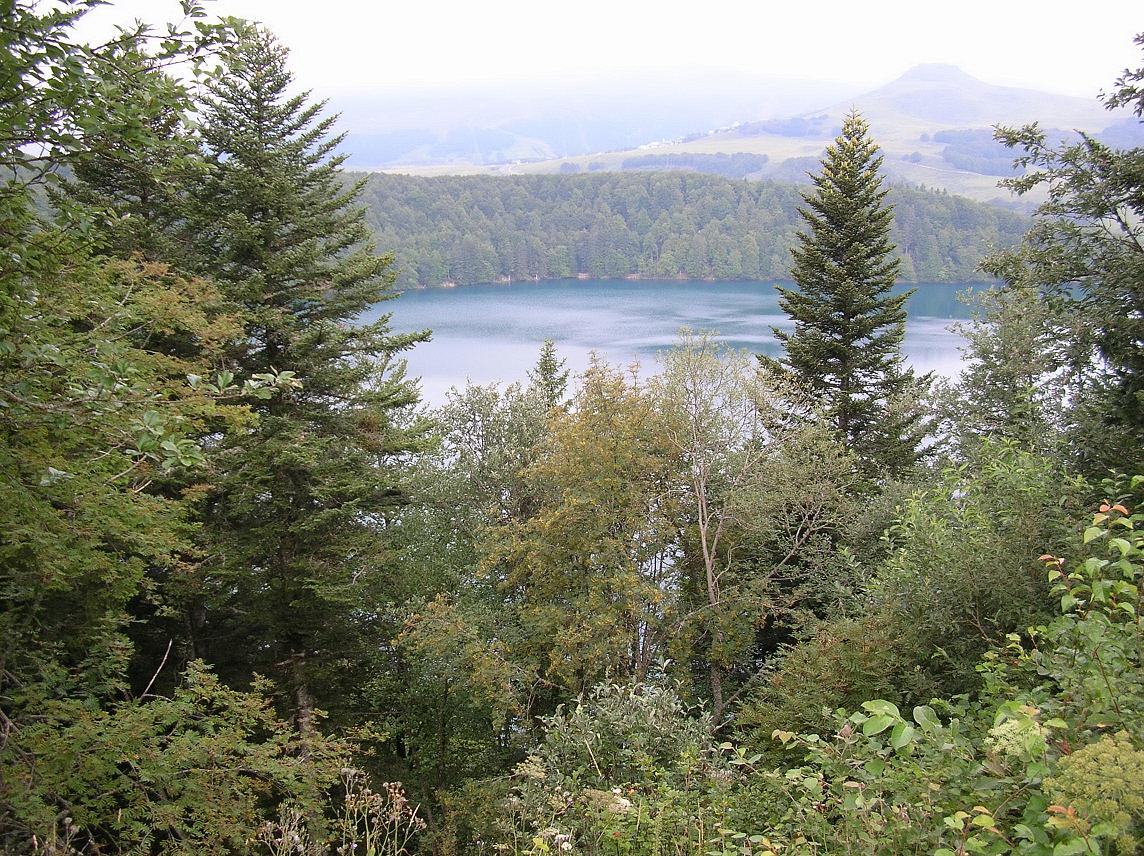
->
[74, 0, 1142, 99]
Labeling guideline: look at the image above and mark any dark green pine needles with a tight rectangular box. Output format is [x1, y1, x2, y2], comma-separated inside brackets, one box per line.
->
[773, 110, 928, 480]
[189, 26, 430, 735]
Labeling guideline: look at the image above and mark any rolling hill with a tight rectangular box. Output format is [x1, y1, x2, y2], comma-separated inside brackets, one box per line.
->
[356, 65, 1141, 206]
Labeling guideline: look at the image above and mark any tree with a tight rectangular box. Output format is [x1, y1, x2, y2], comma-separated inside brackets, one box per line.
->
[652, 334, 859, 724]
[364, 367, 563, 803]
[737, 440, 1082, 751]
[984, 33, 1144, 475]
[770, 111, 927, 479]
[528, 339, 569, 410]
[187, 26, 430, 738]
[483, 358, 682, 700]
[0, 6, 350, 850]
[937, 281, 1068, 457]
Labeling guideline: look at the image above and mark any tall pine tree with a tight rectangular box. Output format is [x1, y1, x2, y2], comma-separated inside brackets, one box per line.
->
[188, 26, 430, 737]
[771, 111, 926, 479]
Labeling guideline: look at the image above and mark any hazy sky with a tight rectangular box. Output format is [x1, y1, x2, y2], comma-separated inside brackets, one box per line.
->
[74, 0, 1142, 99]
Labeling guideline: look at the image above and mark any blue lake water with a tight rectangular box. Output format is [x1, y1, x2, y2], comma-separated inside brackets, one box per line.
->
[367, 279, 981, 405]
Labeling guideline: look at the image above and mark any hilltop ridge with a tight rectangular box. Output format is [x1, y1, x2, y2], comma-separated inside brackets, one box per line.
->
[360, 63, 1138, 205]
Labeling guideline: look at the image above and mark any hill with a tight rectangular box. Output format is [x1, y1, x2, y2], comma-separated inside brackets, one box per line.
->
[357, 172, 1028, 288]
[370, 66, 1141, 205]
[332, 72, 863, 168]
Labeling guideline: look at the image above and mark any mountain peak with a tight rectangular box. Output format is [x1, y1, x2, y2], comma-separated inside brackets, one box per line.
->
[894, 64, 980, 85]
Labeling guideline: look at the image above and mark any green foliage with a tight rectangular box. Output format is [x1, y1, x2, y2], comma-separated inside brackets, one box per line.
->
[0, 252, 247, 697]
[984, 33, 1144, 475]
[0, 0, 229, 231]
[2, 663, 348, 854]
[754, 698, 1058, 856]
[474, 485, 1144, 856]
[1045, 732, 1144, 855]
[186, 25, 432, 732]
[652, 335, 861, 721]
[380, 364, 568, 809]
[1022, 481, 1144, 735]
[1, 0, 248, 751]
[488, 682, 736, 856]
[938, 282, 1069, 456]
[1, 7, 424, 850]
[475, 491, 1143, 856]
[751, 487, 1144, 856]
[867, 443, 1079, 694]
[484, 358, 682, 696]
[536, 682, 719, 787]
[739, 442, 1080, 743]
[771, 111, 928, 480]
[735, 615, 911, 745]
[8, 5, 1144, 852]
[529, 340, 570, 410]
[356, 172, 1027, 287]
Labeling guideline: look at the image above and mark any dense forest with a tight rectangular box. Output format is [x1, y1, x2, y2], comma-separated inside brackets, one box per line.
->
[357, 172, 1028, 287]
[3, 3, 1144, 855]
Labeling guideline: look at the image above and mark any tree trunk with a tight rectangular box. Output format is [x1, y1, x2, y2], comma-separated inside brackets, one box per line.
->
[289, 651, 315, 748]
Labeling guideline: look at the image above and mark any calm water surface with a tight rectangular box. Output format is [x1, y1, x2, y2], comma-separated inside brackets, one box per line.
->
[367, 279, 981, 405]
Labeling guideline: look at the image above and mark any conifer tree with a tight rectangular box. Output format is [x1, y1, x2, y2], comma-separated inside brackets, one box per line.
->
[772, 111, 926, 478]
[188, 26, 430, 736]
[0, 8, 355, 849]
[528, 339, 570, 409]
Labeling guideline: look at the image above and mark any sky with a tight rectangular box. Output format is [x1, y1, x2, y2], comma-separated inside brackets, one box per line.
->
[73, 0, 1143, 100]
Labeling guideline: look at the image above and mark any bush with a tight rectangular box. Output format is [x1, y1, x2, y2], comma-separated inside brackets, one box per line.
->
[739, 442, 1080, 749]
[486, 682, 737, 856]
[745, 483, 1144, 856]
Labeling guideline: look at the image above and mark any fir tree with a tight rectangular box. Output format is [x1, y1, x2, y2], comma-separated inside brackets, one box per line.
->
[188, 26, 430, 736]
[528, 339, 569, 409]
[771, 111, 926, 479]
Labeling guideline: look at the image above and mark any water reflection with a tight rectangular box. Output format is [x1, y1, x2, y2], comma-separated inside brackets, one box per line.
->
[368, 279, 982, 405]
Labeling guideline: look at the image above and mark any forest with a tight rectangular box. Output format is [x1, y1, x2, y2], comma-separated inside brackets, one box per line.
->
[357, 171, 1028, 287]
[2, 3, 1143, 855]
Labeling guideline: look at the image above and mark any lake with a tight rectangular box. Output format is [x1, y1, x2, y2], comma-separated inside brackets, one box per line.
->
[369, 279, 982, 405]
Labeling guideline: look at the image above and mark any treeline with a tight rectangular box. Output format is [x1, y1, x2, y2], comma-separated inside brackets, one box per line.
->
[617, 151, 770, 178]
[935, 123, 1144, 176]
[558, 152, 771, 179]
[357, 171, 1028, 287]
[935, 128, 1022, 176]
[738, 112, 839, 137]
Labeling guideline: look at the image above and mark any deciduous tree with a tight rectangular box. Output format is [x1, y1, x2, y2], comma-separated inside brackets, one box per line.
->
[654, 335, 859, 723]
[985, 33, 1144, 474]
[484, 359, 682, 700]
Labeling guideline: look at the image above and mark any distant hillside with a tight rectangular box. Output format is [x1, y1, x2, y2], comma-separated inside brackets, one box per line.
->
[357, 172, 1028, 288]
[376, 65, 1141, 205]
[825, 63, 1115, 129]
[332, 72, 862, 168]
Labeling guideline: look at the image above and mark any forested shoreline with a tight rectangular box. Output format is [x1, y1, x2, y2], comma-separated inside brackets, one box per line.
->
[357, 172, 1028, 287]
[3, 4, 1144, 855]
